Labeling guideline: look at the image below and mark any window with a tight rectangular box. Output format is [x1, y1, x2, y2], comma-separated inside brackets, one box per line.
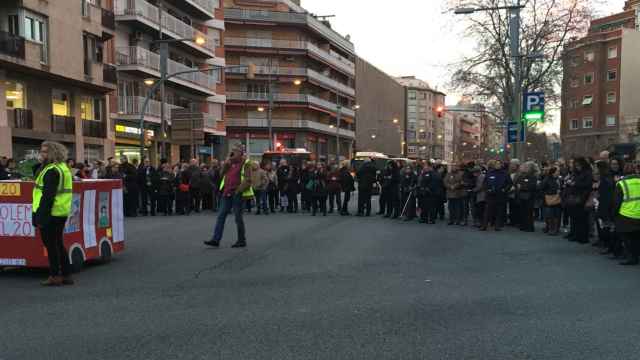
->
[5, 80, 26, 109]
[81, 97, 102, 121]
[246, 83, 269, 98]
[408, 105, 417, 113]
[52, 89, 70, 116]
[583, 117, 593, 129]
[608, 69, 617, 81]
[584, 50, 594, 62]
[570, 79, 579, 88]
[408, 91, 417, 100]
[608, 47, 618, 59]
[584, 73, 593, 85]
[607, 92, 617, 104]
[23, 12, 48, 63]
[582, 95, 593, 106]
[606, 115, 616, 127]
[570, 119, 579, 130]
[8, 15, 19, 35]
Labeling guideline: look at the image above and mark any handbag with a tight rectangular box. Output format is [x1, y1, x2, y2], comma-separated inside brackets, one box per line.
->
[545, 194, 561, 206]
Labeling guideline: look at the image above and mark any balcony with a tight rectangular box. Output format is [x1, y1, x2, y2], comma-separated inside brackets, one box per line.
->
[226, 118, 355, 139]
[114, 0, 214, 56]
[116, 96, 184, 123]
[51, 115, 76, 135]
[116, 46, 217, 94]
[0, 31, 25, 59]
[225, 37, 355, 76]
[224, 8, 355, 53]
[82, 120, 106, 138]
[226, 66, 355, 96]
[182, 0, 218, 19]
[7, 108, 33, 129]
[226, 92, 355, 117]
[101, 8, 116, 31]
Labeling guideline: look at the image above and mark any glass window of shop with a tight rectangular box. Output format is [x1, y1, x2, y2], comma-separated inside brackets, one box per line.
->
[81, 97, 102, 121]
[5, 80, 26, 109]
[115, 146, 144, 164]
[249, 138, 270, 155]
[52, 89, 70, 116]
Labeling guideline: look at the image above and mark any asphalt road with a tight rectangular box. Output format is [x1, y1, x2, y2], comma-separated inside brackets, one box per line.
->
[3, 202, 640, 360]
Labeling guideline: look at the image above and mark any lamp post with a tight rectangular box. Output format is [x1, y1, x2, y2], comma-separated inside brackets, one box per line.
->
[455, 1, 525, 160]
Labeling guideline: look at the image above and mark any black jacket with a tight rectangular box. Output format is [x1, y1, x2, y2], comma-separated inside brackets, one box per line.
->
[339, 167, 355, 192]
[418, 170, 442, 197]
[137, 165, 156, 190]
[120, 163, 138, 191]
[597, 174, 615, 221]
[381, 164, 400, 191]
[516, 174, 538, 200]
[400, 171, 418, 193]
[276, 166, 290, 192]
[356, 162, 377, 191]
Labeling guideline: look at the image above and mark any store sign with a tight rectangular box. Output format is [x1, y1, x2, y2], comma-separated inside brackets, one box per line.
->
[0, 183, 21, 197]
[0, 203, 35, 237]
[115, 125, 154, 137]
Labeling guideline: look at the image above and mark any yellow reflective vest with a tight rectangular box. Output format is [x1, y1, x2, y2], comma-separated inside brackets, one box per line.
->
[219, 159, 254, 198]
[32, 162, 73, 217]
[618, 176, 640, 220]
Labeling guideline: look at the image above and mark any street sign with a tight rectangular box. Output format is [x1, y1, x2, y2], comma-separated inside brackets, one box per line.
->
[523, 92, 545, 122]
[507, 121, 526, 143]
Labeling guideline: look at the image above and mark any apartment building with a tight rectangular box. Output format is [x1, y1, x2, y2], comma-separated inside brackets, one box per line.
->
[0, 0, 117, 161]
[355, 57, 405, 156]
[395, 76, 445, 160]
[446, 101, 488, 163]
[223, 0, 357, 162]
[561, 0, 640, 157]
[111, 0, 225, 163]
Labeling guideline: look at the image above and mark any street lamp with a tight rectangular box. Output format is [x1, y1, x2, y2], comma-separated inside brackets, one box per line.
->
[257, 106, 265, 112]
[393, 118, 399, 124]
[143, 78, 155, 86]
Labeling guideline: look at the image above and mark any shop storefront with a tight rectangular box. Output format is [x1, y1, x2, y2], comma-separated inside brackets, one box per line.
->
[114, 122, 155, 164]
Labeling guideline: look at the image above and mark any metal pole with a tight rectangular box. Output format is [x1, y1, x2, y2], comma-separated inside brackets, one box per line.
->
[336, 103, 341, 163]
[159, 5, 167, 162]
[509, 0, 523, 160]
[267, 58, 274, 151]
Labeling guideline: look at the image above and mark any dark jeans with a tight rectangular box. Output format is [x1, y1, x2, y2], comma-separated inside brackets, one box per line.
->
[256, 190, 268, 213]
[448, 198, 463, 224]
[40, 218, 71, 277]
[328, 191, 341, 212]
[312, 196, 327, 216]
[124, 187, 139, 217]
[268, 190, 278, 212]
[157, 194, 171, 215]
[190, 188, 201, 212]
[420, 195, 438, 222]
[474, 200, 485, 225]
[383, 189, 399, 217]
[212, 190, 220, 212]
[201, 192, 213, 210]
[358, 189, 372, 215]
[569, 205, 589, 243]
[212, 193, 246, 243]
[436, 196, 446, 220]
[140, 188, 155, 215]
[483, 195, 506, 229]
[519, 198, 535, 231]
[175, 191, 189, 215]
[508, 198, 520, 226]
[341, 191, 351, 214]
[462, 193, 472, 222]
[287, 191, 298, 212]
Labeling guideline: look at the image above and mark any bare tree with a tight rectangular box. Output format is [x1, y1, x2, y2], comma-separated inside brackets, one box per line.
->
[446, 0, 597, 129]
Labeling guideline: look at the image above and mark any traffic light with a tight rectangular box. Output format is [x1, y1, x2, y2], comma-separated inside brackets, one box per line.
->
[247, 63, 256, 79]
[436, 106, 444, 118]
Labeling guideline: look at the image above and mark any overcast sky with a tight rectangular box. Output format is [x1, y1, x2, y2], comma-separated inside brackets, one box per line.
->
[302, 0, 627, 133]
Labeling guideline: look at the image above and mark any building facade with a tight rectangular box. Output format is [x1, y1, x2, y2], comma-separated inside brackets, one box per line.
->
[395, 76, 445, 160]
[223, 0, 357, 162]
[355, 57, 405, 156]
[446, 100, 488, 163]
[0, 0, 117, 161]
[111, 0, 226, 164]
[561, 0, 640, 157]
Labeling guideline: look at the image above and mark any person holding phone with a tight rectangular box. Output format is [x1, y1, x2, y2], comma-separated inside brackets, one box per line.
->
[204, 144, 253, 248]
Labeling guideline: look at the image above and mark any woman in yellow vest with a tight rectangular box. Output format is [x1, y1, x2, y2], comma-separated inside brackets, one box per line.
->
[32, 141, 74, 286]
[204, 144, 253, 248]
[614, 164, 640, 265]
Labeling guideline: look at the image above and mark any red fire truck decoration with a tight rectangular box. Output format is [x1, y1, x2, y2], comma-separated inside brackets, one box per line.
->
[0, 179, 125, 271]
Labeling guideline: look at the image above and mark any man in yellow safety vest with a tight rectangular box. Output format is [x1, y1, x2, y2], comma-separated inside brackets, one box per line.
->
[32, 141, 74, 286]
[615, 171, 640, 265]
[204, 144, 253, 248]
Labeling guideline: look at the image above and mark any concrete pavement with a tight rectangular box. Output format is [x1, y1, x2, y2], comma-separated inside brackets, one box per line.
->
[2, 206, 640, 359]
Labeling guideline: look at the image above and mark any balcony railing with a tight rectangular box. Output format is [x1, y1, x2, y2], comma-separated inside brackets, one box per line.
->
[116, 46, 216, 91]
[9, 108, 33, 129]
[117, 96, 184, 120]
[103, 63, 118, 83]
[51, 115, 76, 135]
[226, 66, 354, 96]
[226, 92, 355, 117]
[102, 8, 116, 30]
[0, 31, 25, 59]
[225, 37, 355, 75]
[186, 0, 219, 17]
[224, 8, 355, 53]
[226, 118, 355, 138]
[114, 0, 214, 53]
[82, 120, 106, 137]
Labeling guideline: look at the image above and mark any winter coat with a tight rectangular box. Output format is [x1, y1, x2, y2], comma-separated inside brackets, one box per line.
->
[356, 162, 377, 191]
[277, 165, 290, 192]
[339, 167, 355, 192]
[516, 174, 538, 201]
[400, 171, 418, 193]
[474, 173, 487, 203]
[597, 174, 615, 221]
[327, 170, 342, 193]
[418, 170, 442, 197]
[444, 171, 465, 199]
